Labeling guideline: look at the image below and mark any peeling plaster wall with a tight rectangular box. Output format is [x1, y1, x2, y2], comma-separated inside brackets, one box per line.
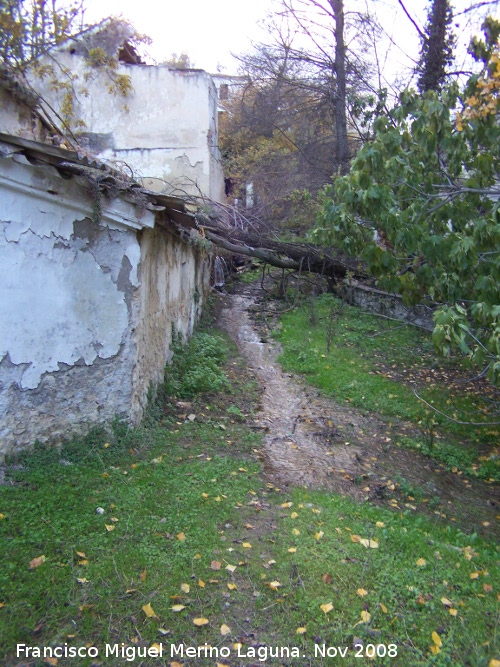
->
[0, 157, 208, 455]
[30, 54, 225, 201]
[132, 226, 209, 420]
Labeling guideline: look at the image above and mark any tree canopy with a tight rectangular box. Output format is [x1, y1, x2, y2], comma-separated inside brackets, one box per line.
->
[312, 18, 500, 385]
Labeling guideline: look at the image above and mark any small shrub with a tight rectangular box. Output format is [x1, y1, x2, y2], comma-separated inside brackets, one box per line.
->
[164, 331, 230, 398]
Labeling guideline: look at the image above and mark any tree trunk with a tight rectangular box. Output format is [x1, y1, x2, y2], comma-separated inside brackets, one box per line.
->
[331, 0, 349, 173]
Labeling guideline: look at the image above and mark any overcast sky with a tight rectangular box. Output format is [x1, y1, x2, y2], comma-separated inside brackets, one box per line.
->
[81, 0, 498, 79]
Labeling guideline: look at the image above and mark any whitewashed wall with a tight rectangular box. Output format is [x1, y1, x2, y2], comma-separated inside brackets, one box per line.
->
[0, 156, 209, 456]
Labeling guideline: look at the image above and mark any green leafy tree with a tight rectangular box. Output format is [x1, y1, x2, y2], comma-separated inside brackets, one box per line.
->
[312, 19, 500, 385]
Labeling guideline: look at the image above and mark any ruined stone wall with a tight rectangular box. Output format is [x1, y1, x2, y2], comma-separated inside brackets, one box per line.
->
[0, 157, 209, 456]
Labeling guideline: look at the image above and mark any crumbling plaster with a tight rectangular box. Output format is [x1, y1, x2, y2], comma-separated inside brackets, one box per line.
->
[0, 156, 209, 455]
[31, 49, 225, 201]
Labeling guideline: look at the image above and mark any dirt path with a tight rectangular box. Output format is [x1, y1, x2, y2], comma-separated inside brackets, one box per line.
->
[217, 286, 500, 538]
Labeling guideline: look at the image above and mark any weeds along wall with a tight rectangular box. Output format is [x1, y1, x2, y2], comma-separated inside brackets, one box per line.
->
[0, 153, 210, 457]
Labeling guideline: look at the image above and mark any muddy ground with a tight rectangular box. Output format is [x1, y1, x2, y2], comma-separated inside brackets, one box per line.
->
[215, 283, 500, 540]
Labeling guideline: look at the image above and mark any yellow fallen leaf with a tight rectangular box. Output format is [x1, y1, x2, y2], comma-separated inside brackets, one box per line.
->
[78, 559, 88, 566]
[350, 534, 361, 543]
[430, 645, 441, 655]
[242, 542, 252, 548]
[380, 603, 388, 613]
[0, 513, 5, 520]
[216, 664, 230, 667]
[142, 602, 158, 618]
[376, 521, 385, 528]
[449, 608, 458, 616]
[220, 623, 231, 636]
[225, 564, 236, 573]
[315, 531, 324, 541]
[296, 627, 307, 634]
[171, 604, 186, 612]
[432, 631, 442, 647]
[489, 660, 500, 667]
[360, 610, 371, 623]
[416, 558, 427, 567]
[170, 662, 183, 667]
[140, 569, 147, 582]
[441, 597, 452, 607]
[288, 547, 297, 553]
[105, 524, 115, 532]
[227, 583, 237, 590]
[193, 617, 209, 626]
[180, 583, 190, 593]
[357, 588, 368, 597]
[29, 555, 46, 569]
[77, 577, 89, 584]
[359, 538, 379, 549]
[290, 512, 298, 519]
[268, 581, 281, 590]
[470, 572, 480, 579]
[281, 502, 293, 508]
[150, 643, 162, 653]
[76, 551, 86, 558]
[320, 602, 333, 614]
[292, 528, 300, 535]
[198, 579, 205, 588]
[176, 532, 186, 541]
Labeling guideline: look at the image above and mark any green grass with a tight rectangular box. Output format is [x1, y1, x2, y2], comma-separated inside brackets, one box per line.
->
[1, 319, 499, 666]
[274, 293, 500, 481]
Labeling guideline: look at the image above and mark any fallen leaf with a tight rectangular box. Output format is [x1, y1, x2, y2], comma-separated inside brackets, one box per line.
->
[360, 610, 371, 623]
[416, 558, 427, 567]
[220, 623, 231, 636]
[470, 572, 480, 579]
[176, 532, 186, 541]
[449, 608, 458, 616]
[170, 662, 183, 667]
[225, 564, 236, 573]
[105, 524, 115, 532]
[441, 597, 452, 607]
[430, 645, 441, 655]
[432, 631, 442, 647]
[315, 531, 324, 541]
[376, 521, 385, 528]
[76, 577, 89, 584]
[29, 555, 46, 569]
[142, 602, 158, 618]
[211, 560, 222, 570]
[489, 660, 500, 667]
[180, 583, 190, 594]
[227, 583, 237, 590]
[380, 603, 388, 613]
[357, 588, 368, 597]
[171, 604, 186, 612]
[76, 551, 86, 558]
[193, 617, 209, 626]
[44, 658, 58, 666]
[242, 542, 252, 549]
[268, 581, 281, 590]
[288, 547, 297, 553]
[198, 579, 205, 588]
[292, 528, 300, 535]
[296, 627, 307, 634]
[290, 512, 298, 519]
[484, 584, 493, 593]
[320, 602, 333, 614]
[140, 569, 147, 582]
